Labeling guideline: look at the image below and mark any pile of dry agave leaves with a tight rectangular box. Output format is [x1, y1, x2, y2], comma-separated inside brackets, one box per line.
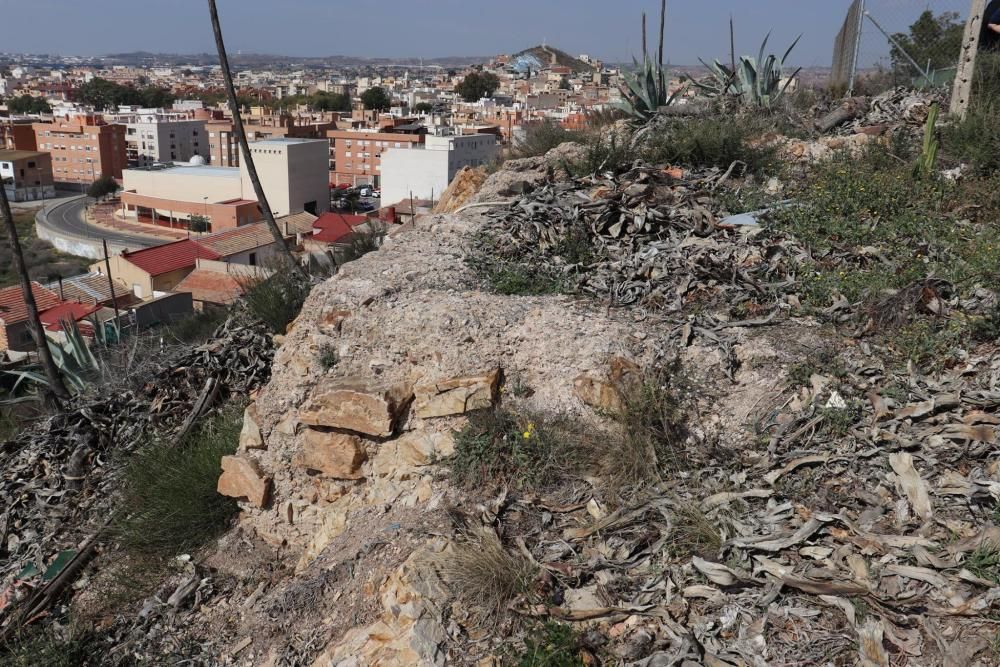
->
[0, 315, 274, 644]
[467, 128, 1000, 664]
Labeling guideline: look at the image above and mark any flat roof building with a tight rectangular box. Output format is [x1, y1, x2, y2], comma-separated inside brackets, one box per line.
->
[119, 138, 330, 233]
[32, 115, 127, 185]
[106, 109, 209, 167]
[380, 133, 498, 209]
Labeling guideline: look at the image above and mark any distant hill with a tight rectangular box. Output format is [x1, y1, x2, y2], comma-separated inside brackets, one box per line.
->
[97, 51, 488, 70]
[512, 45, 595, 74]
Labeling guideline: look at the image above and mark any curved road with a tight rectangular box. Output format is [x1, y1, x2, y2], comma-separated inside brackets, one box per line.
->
[38, 197, 162, 250]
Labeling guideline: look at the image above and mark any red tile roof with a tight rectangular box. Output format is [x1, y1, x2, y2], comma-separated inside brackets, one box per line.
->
[121, 239, 221, 276]
[39, 301, 101, 332]
[0, 282, 63, 326]
[312, 212, 368, 244]
[173, 269, 245, 305]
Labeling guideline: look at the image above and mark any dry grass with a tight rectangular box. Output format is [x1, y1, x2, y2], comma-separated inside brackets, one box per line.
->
[436, 527, 537, 623]
[600, 366, 688, 495]
[667, 501, 723, 560]
[0, 209, 92, 289]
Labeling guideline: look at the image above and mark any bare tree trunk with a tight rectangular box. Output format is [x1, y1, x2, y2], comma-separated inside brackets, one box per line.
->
[207, 0, 307, 281]
[658, 0, 666, 69]
[0, 184, 71, 404]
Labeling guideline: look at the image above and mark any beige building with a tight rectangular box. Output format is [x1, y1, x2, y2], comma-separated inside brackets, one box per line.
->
[120, 138, 330, 233]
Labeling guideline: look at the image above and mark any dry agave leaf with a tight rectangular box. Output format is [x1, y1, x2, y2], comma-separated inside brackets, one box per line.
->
[701, 488, 772, 510]
[691, 557, 746, 586]
[731, 517, 828, 552]
[888, 452, 933, 522]
[763, 453, 830, 485]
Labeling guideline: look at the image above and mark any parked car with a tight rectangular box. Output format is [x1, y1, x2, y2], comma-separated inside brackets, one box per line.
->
[358, 187, 373, 197]
[372, 189, 381, 198]
[356, 202, 376, 213]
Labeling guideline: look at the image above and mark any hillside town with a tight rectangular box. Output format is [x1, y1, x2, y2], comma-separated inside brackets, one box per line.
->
[5, 1, 1000, 665]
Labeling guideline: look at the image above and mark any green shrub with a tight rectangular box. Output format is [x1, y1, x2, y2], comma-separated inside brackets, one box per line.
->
[514, 121, 575, 159]
[514, 622, 584, 667]
[317, 343, 340, 370]
[642, 117, 777, 174]
[114, 402, 243, 555]
[240, 267, 311, 333]
[164, 307, 228, 344]
[966, 542, 1000, 584]
[941, 104, 1000, 176]
[449, 408, 590, 492]
[1, 625, 98, 667]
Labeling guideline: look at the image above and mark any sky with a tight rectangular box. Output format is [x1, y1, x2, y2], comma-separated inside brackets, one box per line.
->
[0, 1, 967, 67]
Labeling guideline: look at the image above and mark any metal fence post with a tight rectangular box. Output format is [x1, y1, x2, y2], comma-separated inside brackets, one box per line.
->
[848, 0, 866, 95]
[950, 0, 987, 118]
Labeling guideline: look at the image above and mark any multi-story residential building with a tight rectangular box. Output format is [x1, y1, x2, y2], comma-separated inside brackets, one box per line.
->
[206, 119, 240, 167]
[0, 149, 55, 202]
[107, 109, 209, 167]
[32, 115, 127, 185]
[380, 131, 498, 206]
[327, 122, 425, 188]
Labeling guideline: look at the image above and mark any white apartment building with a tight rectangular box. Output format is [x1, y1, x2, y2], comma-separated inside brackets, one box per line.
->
[380, 132, 498, 207]
[108, 108, 209, 167]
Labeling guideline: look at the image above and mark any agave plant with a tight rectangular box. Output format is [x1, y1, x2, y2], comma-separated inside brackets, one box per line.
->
[3, 318, 103, 399]
[692, 33, 802, 110]
[616, 56, 685, 123]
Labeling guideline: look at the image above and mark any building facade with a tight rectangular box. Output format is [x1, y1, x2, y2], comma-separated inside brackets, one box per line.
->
[108, 110, 209, 167]
[380, 132, 498, 206]
[32, 115, 127, 185]
[327, 125, 425, 188]
[0, 149, 55, 201]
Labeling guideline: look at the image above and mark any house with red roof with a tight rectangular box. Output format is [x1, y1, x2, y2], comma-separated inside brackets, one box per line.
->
[0, 282, 62, 354]
[92, 239, 220, 299]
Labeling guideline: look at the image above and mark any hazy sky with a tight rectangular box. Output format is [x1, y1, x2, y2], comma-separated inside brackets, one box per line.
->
[0, 1, 968, 67]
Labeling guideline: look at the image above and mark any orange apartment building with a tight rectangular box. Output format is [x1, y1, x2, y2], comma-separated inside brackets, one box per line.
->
[1, 119, 39, 151]
[32, 115, 126, 185]
[327, 119, 425, 187]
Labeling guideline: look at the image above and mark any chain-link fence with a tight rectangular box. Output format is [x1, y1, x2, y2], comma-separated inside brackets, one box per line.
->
[832, 0, 974, 93]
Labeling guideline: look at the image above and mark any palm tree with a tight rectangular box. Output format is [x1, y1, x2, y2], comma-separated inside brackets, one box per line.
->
[207, 0, 307, 281]
[0, 183, 71, 405]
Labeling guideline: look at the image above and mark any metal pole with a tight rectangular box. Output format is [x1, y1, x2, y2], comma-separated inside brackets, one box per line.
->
[864, 11, 932, 85]
[102, 238, 121, 327]
[848, 0, 866, 96]
[951, 0, 988, 119]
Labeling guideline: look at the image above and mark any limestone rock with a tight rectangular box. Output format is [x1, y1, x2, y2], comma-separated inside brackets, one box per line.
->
[217, 455, 272, 508]
[574, 356, 640, 412]
[374, 431, 456, 478]
[239, 403, 265, 450]
[294, 429, 367, 479]
[298, 379, 413, 437]
[413, 369, 499, 419]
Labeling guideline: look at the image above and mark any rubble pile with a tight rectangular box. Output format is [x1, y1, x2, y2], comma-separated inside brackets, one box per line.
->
[0, 317, 274, 605]
[835, 87, 944, 136]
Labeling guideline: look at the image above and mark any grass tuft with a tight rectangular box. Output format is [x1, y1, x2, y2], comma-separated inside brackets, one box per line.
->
[449, 408, 591, 492]
[239, 264, 311, 333]
[514, 121, 576, 159]
[966, 542, 1000, 584]
[317, 343, 340, 370]
[668, 501, 723, 560]
[0, 625, 98, 667]
[114, 402, 243, 556]
[436, 527, 537, 623]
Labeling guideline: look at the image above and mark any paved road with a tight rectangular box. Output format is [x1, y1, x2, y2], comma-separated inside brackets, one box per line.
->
[38, 197, 161, 249]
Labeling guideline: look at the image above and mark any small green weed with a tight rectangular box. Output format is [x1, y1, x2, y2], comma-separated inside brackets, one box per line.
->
[317, 343, 340, 370]
[474, 261, 565, 297]
[513, 622, 583, 667]
[114, 402, 243, 555]
[971, 305, 1000, 343]
[514, 121, 576, 159]
[449, 408, 589, 492]
[818, 400, 863, 438]
[164, 307, 229, 344]
[966, 542, 1000, 584]
[787, 349, 847, 387]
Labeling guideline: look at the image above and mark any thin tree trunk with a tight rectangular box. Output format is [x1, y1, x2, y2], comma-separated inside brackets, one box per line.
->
[0, 183, 71, 404]
[658, 0, 667, 69]
[207, 0, 307, 281]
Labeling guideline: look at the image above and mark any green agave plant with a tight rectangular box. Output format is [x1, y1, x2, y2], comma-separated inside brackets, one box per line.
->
[3, 318, 103, 400]
[616, 55, 685, 123]
[692, 33, 802, 109]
